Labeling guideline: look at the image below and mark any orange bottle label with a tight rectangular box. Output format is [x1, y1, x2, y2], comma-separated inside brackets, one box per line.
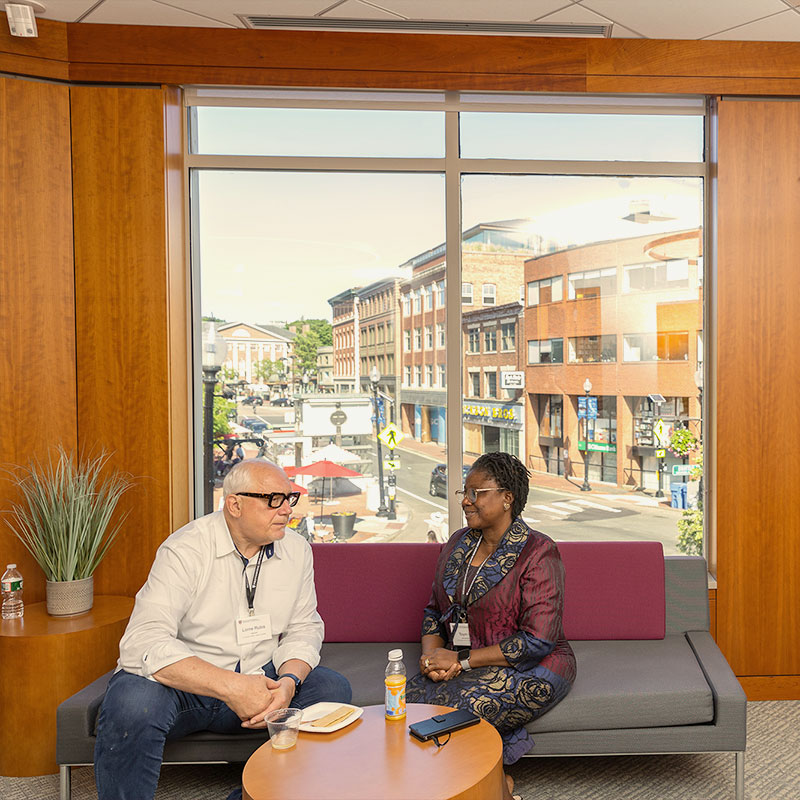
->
[385, 674, 406, 719]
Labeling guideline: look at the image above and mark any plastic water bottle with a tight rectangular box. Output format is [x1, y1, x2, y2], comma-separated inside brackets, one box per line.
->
[385, 648, 406, 721]
[1, 564, 24, 620]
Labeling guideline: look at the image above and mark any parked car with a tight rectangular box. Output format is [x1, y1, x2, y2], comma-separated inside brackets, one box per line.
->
[271, 397, 291, 407]
[429, 463, 470, 498]
[241, 395, 264, 407]
[241, 416, 272, 434]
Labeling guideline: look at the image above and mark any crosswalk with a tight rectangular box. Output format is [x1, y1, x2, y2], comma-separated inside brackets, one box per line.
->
[523, 497, 626, 523]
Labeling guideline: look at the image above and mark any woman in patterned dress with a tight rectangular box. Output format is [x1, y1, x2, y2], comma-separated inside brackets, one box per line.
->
[406, 452, 576, 799]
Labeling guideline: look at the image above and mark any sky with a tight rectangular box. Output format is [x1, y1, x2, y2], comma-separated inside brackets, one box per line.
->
[195, 107, 704, 324]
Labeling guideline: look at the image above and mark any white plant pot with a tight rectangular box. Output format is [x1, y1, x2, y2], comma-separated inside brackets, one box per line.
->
[46, 576, 94, 617]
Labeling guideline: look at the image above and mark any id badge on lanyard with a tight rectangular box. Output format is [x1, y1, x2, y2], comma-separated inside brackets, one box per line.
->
[450, 620, 471, 647]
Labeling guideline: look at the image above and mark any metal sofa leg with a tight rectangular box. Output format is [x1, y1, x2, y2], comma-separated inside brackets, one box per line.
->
[735, 751, 745, 800]
[60, 765, 72, 800]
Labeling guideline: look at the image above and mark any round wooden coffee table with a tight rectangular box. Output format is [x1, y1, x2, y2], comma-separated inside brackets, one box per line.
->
[242, 703, 504, 800]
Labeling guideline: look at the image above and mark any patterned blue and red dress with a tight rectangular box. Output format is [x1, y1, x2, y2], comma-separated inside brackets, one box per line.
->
[406, 518, 576, 764]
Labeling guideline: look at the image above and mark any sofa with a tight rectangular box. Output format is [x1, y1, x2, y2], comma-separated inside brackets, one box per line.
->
[56, 540, 746, 800]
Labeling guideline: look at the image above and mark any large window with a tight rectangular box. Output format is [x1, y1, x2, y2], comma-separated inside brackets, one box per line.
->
[528, 338, 564, 364]
[528, 276, 563, 306]
[568, 268, 617, 300]
[568, 335, 617, 364]
[190, 88, 706, 559]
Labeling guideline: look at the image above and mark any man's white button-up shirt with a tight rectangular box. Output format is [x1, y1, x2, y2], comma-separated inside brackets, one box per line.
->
[118, 511, 324, 678]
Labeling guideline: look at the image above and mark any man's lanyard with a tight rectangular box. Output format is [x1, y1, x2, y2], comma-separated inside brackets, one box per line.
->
[237, 546, 266, 616]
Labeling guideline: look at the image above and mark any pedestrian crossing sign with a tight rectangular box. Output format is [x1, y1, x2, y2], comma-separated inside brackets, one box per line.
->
[384, 460, 400, 470]
[378, 423, 404, 450]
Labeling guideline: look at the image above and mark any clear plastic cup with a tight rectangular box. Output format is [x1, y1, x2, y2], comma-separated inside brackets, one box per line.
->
[265, 708, 303, 750]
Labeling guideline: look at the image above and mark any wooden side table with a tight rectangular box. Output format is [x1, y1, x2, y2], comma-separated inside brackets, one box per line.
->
[242, 703, 505, 800]
[0, 594, 133, 776]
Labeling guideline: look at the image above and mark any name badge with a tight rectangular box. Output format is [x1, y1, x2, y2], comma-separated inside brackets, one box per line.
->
[236, 614, 272, 645]
[450, 622, 471, 647]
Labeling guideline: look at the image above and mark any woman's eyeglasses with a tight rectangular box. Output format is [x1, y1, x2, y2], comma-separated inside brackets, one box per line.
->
[454, 487, 508, 502]
[235, 491, 301, 508]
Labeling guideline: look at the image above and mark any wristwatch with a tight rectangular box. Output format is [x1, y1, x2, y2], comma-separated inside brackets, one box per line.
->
[457, 648, 472, 672]
[279, 672, 303, 697]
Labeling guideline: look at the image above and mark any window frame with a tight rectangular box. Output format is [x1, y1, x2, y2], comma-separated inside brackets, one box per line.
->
[187, 90, 709, 555]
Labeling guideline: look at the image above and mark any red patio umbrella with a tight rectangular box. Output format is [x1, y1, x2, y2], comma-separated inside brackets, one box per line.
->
[293, 459, 361, 521]
[289, 480, 307, 495]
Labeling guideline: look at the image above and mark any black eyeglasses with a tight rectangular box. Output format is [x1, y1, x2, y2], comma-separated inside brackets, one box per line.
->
[235, 491, 301, 508]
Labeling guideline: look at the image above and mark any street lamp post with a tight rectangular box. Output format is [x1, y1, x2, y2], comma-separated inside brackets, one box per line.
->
[581, 378, 592, 492]
[202, 323, 228, 515]
[370, 366, 389, 518]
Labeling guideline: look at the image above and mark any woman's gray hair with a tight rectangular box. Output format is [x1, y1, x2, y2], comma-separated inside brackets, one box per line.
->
[222, 458, 279, 497]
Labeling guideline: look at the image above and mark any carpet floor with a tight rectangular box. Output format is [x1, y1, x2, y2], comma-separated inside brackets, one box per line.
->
[3, 701, 798, 799]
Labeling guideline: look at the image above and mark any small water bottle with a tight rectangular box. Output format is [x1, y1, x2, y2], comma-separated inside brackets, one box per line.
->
[1, 564, 24, 620]
[385, 648, 406, 721]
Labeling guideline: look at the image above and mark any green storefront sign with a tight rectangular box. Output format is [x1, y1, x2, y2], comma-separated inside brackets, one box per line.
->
[578, 441, 617, 453]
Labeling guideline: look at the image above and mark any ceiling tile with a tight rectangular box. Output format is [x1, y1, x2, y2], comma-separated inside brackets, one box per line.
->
[40, 0, 102, 22]
[139, 1, 338, 28]
[609, 23, 644, 39]
[705, 8, 800, 40]
[83, 0, 232, 26]
[372, 0, 572, 22]
[581, 0, 788, 40]
[536, 4, 612, 24]
[322, 1, 405, 20]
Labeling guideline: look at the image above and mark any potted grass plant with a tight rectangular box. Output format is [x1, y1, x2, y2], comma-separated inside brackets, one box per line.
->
[3, 446, 135, 616]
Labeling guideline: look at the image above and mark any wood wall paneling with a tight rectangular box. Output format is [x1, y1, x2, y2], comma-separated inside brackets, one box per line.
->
[716, 99, 800, 677]
[0, 16, 69, 80]
[56, 24, 800, 94]
[71, 86, 178, 597]
[738, 676, 800, 702]
[0, 77, 76, 604]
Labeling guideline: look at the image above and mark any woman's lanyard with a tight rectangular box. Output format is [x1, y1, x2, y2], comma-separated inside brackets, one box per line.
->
[237, 546, 265, 616]
[458, 536, 492, 611]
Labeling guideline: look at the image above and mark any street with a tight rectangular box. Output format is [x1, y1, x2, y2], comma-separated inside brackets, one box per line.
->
[374, 446, 686, 555]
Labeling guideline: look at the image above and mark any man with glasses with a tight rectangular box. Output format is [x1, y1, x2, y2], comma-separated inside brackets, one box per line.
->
[94, 459, 351, 800]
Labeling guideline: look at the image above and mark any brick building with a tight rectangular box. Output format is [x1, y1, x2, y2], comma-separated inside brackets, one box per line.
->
[356, 278, 402, 422]
[462, 301, 526, 460]
[399, 219, 544, 444]
[523, 227, 703, 488]
[327, 288, 360, 394]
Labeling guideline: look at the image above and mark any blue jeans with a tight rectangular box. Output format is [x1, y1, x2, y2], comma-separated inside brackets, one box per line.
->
[94, 663, 351, 800]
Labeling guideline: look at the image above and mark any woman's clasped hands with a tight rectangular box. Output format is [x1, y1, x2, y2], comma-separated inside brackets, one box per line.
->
[419, 647, 462, 682]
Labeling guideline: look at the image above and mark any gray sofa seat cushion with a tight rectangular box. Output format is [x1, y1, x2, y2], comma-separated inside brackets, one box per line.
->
[527, 635, 714, 734]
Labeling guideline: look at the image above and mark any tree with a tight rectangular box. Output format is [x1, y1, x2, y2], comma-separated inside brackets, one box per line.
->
[252, 359, 282, 384]
[288, 319, 333, 377]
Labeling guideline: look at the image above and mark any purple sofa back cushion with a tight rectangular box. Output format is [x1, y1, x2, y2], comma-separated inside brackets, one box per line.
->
[312, 543, 442, 643]
[312, 539, 665, 643]
[559, 541, 665, 640]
